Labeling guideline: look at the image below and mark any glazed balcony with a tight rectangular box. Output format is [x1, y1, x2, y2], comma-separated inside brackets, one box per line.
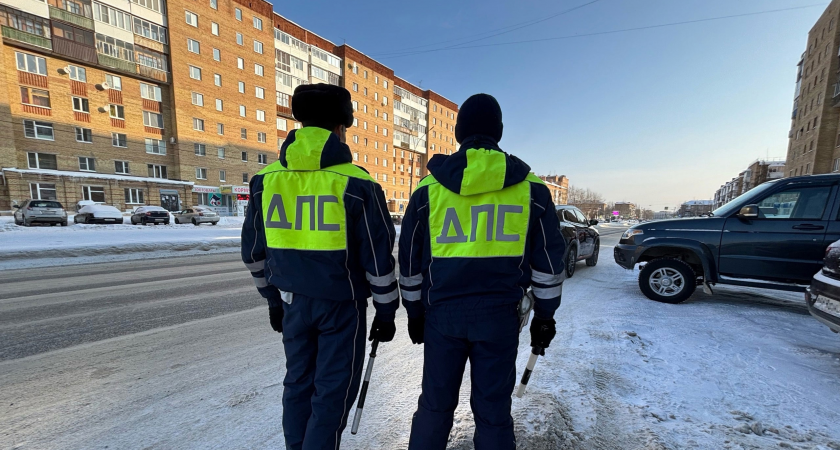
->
[49, 6, 94, 30]
[1, 26, 51, 50]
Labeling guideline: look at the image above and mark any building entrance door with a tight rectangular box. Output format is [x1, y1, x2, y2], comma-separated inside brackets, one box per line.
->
[161, 193, 180, 211]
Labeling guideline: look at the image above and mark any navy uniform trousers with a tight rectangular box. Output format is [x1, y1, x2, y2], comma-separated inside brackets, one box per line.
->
[408, 303, 520, 450]
[281, 294, 366, 450]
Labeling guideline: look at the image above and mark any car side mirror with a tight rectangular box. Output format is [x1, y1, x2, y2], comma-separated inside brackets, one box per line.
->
[589, 219, 599, 226]
[738, 204, 759, 218]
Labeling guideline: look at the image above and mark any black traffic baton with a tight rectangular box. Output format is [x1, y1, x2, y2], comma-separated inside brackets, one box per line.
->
[350, 339, 379, 435]
[515, 346, 543, 398]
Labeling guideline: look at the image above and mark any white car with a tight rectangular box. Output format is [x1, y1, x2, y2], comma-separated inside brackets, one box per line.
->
[74, 204, 124, 224]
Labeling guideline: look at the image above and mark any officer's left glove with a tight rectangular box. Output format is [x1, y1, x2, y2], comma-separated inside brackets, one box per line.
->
[369, 317, 396, 342]
[529, 316, 556, 355]
[407, 315, 425, 344]
[258, 286, 284, 334]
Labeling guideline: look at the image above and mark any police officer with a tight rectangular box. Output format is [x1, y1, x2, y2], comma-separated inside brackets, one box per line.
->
[241, 84, 399, 450]
[398, 93, 566, 449]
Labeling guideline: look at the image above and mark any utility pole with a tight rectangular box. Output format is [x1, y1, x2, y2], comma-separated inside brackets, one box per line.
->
[407, 125, 435, 204]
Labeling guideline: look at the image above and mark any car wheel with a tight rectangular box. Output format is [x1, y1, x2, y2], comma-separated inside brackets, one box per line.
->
[211, 221, 217, 226]
[638, 259, 697, 304]
[61, 221, 68, 227]
[14, 216, 22, 226]
[565, 246, 577, 278]
[192, 219, 199, 226]
[586, 240, 600, 267]
[175, 218, 180, 224]
[164, 221, 170, 225]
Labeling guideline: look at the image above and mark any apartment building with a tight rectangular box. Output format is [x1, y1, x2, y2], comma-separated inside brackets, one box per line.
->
[0, 0, 458, 213]
[785, 0, 840, 177]
[613, 202, 636, 219]
[538, 174, 568, 205]
[713, 159, 785, 208]
[678, 200, 714, 217]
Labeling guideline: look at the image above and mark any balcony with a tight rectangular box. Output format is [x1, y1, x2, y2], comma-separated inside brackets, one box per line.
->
[53, 36, 97, 64]
[97, 54, 136, 74]
[49, 6, 94, 30]
[276, 104, 293, 118]
[2, 26, 51, 50]
[134, 34, 168, 54]
[137, 64, 168, 83]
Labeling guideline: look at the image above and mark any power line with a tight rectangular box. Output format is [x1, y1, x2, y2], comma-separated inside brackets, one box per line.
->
[378, 3, 828, 60]
[373, 0, 602, 57]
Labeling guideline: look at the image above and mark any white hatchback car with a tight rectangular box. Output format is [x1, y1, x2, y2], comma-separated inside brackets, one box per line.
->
[74, 204, 124, 224]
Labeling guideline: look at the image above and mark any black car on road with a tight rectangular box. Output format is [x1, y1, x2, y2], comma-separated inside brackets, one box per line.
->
[807, 239, 840, 334]
[556, 205, 600, 278]
[615, 174, 840, 303]
[130, 206, 171, 225]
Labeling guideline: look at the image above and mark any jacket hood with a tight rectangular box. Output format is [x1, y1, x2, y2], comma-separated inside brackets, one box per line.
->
[426, 134, 531, 196]
[279, 127, 352, 170]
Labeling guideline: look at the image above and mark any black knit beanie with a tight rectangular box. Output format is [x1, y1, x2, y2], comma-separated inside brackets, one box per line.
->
[454, 93, 503, 144]
[292, 83, 354, 130]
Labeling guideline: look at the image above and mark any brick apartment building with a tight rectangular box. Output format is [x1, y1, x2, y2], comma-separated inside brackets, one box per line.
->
[613, 202, 636, 219]
[785, 0, 840, 177]
[713, 159, 785, 208]
[678, 200, 714, 217]
[538, 174, 568, 205]
[0, 0, 458, 214]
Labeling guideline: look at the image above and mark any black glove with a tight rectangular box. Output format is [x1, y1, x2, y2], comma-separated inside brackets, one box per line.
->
[268, 306, 283, 334]
[530, 316, 556, 355]
[407, 315, 425, 344]
[369, 317, 396, 342]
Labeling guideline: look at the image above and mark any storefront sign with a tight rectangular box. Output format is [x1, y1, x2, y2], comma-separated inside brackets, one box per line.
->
[193, 185, 220, 194]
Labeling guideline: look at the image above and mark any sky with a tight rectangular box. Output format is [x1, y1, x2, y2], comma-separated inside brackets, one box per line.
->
[270, 0, 828, 211]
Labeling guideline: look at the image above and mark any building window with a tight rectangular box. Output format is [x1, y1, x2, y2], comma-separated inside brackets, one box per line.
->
[353, 83, 358, 92]
[145, 138, 166, 154]
[193, 118, 205, 131]
[241, 151, 248, 161]
[219, 170, 226, 182]
[384, 81, 388, 89]
[256, 110, 265, 122]
[67, 65, 86, 82]
[188, 39, 200, 54]
[215, 98, 223, 111]
[383, 112, 388, 121]
[109, 104, 125, 119]
[75, 127, 93, 143]
[214, 74, 222, 86]
[257, 132, 266, 142]
[363, 121, 368, 130]
[235, 7, 242, 20]
[353, 118, 358, 127]
[213, 48, 220, 61]
[210, 0, 217, 8]
[255, 64, 264, 76]
[253, 16, 262, 30]
[72, 97, 89, 113]
[143, 111, 163, 128]
[217, 123, 224, 135]
[254, 40, 263, 54]
[30, 183, 57, 200]
[277, 138, 285, 149]
[20, 87, 50, 108]
[78, 156, 95, 171]
[258, 153, 268, 164]
[238, 81, 245, 93]
[196, 167, 207, 179]
[237, 57, 244, 69]
[834, 158, 840, 172]
[140, 83, 162, 101]
[352, 101, 358, 111]
[115, 161, 129, 174]
[242, 173, 249, 183]
[255, 86, 265, 99]
[16, 52, 47, 75]
[211, 22, 219, 35]
[217, 147, 225, 159]
[353, 152, 359, 161]
[277, 118, 287, 131]
[383, 128, 388, 137]
[294, 123, 301, 129]
[194, 143, 206, 156]
[147, 164, 167, 179]
[112, 132, 127, 147]
[363, 88, 368, 96]
[239, 105, 246, 117]
[185, 11, 198, 27]
[189, 65, 202, 80]
[125, 188, 144, 204]
[191, 92, 204, 106]
[27, 152, 57, 169]
[276, 91, 290, 107]
[353, 135, 359, 144]
[236, 32, 243, 45]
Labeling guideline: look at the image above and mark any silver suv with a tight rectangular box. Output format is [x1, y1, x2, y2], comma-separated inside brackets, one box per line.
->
[173, 205, 220, 225]
[13, 200, 68, 226]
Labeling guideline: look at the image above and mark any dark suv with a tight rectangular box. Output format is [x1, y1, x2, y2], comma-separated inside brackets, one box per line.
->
[556, 205, 600, 278]
[614, 174, 840, 303]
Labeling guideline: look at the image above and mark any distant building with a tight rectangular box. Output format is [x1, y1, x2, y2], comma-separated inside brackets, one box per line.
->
[571, 202, 607, 219]
[714, 159, 785, 208]
[613, 202, 636, 219]
[679, 200, 714, 217]
[653, 211, 673, 220]
[538, 175, 569, 205]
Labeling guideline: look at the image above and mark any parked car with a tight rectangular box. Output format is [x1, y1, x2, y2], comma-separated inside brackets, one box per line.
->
[74, 200, 103, 213]
[131, 206, 170, 225]
[13, 199, 68, 226]
[615, 174, 840, 303]
[74, 204, 123, 224]
[555, 205, 600, 278]
[806, 239, 840, 334]
[391, 213, 404, 225]
[173, 206, 220, 225]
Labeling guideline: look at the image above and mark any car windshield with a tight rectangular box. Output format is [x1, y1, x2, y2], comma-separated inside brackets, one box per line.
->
[711, 179, 781, 217]
[31, 201, 62, 208]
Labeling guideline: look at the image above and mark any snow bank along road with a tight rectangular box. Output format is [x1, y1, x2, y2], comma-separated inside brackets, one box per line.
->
[2, 230, 840, 449]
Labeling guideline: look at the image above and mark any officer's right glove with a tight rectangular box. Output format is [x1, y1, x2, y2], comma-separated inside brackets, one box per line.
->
[258, 286, 284, 334]
[407, 315, 425, 344]
[369, 317, 396, 342]
[268, 306, 284, 333]
[529, 316, 556, 355]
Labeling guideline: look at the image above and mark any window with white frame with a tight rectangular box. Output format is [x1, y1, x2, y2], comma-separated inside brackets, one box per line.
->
[255, 64, 264, 76]
[353, 152, 358, 161]
[241, 129, 247, 139]
[237, 57, 244, 70]
[254, 40, 263, 54]
[143, 111, 163, 128]
[253, 16, 262, 30]
[16, 52, 47, 75]
[242, 172, 248, 183]
[185, 11, 198, 27]
[79, 156, 95, 171]
[256, 110, 265, 122]
[72, 97, 89, 113]
[68, 65, 86, 82]
[194, 143, 206, 156]
[217, 123, 224, 135]
[277, 138, 284, 149]
[235, 7, 242, 20]
[277, 118, 287, 131]
[214, 73, 222, 86]
[217, 147, 225, 159]
[219, 170, 226, 182]
[353, 135, 359, 144]
[105, 74, 122, 90]
[193, 118, 204, 131]
[241, 151, 248, 162]
[30, 183, 57, 200]
[257, 132, 266, 143]
[215, 98, 223, 111]
[239, 105, 246, 117]
[258, 153, 267, 164]
[213, 48, 220, 61]
[210, 0, 217, 9]
[189, 65, 201, 80]
[115, 160, 129, 174]
[140, 83, 162, 101]
[191, 92, 204, 106]
[27, 152, 57, 169]
[147, 164, 167, 179]
[294, 123, 300, 129]
[94, 3, 132, 31]
[132, 17, 167, 44]
[254, 87, 266, 100]
[20, 87, 50, 108]
[112, 132, 127, 147]
[75, 127, 93, 143]
[236, 32, 243, 45]
[145, 138, 166, 154]
[238, 81, 245, 93]
[211, 22, 219, 35]
[109, 104, 125, 119]
[195, 167, 207, 179]
[124, 188, 144, 204]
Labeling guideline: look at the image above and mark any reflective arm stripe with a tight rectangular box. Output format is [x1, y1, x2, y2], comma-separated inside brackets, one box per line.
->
[532, 269, 562, 286]
[253, 276, 269, 288]
[400, 273, 423, 287]
[400, 288, 422, 301]
[244, 260, 264, 272]
[372, 289, 399, 304]
[366, 269, 397, 287]
[532, 284, 562, 299]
